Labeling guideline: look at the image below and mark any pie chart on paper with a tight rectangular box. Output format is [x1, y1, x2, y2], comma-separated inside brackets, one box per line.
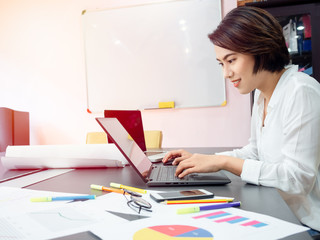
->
[133, 225, 214, 240]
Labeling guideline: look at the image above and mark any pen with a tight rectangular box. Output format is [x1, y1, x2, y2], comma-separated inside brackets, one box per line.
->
[110, 182, 147, 194]
[31, 195, 96, 202]
[177, 201, 241, 214]
[161, 198, 234, 205]
[91, 184, 126, 194]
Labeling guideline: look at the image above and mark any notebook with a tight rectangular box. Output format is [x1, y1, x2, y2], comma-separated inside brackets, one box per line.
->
[96, 117, 231, 186]
[104, 110, 166, 162]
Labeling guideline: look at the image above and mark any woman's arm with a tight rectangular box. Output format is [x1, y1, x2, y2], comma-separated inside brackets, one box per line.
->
[174, 153, 244, 178]
[163, 149, 244, 178]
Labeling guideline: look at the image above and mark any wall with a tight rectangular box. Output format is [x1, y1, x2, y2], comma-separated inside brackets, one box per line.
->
[0, 0, 251, 148]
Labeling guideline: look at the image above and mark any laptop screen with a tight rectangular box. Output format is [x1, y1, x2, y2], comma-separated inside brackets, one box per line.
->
[104, 110, 147, 152]
[96, 117, 152, 182]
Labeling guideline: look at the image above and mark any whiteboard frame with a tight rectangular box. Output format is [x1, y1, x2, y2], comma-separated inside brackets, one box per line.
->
[82, 0, 225, 113]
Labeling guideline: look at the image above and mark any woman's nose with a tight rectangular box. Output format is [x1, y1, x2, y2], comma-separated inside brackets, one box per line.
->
[223, 67, 233, 79]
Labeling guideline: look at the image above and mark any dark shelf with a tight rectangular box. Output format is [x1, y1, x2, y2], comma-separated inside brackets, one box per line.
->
[246, 1, 320, 83]
[246, 0, 320, 8]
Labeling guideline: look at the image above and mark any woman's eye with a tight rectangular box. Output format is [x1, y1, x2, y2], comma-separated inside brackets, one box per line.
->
[228, 59, 236, 64]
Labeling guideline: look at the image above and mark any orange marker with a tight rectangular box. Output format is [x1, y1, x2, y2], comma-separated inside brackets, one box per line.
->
[90, 184, 126, 194]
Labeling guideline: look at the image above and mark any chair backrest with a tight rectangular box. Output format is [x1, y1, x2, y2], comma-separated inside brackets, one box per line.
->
[0, 108, 13, 152]
[0, 107, 29, 152]
[144, 130, 162, 149]
[86, 132, 108, 144]
[86, 130, 163, 149]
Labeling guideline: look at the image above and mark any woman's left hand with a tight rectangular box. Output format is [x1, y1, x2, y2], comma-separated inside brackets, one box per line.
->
[175, 153, 245, 178]
[175, 154, 223, 178]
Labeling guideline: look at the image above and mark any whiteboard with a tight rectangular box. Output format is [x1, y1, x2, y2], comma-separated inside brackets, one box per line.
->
[82, 0, 225, 112]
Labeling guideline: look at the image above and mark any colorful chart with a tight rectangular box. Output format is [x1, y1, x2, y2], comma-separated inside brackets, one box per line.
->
[193, 210, 268, 228]
[133, 225, 213, 240]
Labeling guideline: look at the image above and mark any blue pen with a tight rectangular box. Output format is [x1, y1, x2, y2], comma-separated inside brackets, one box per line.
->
[177, 201, 241, 214]
[31, 195, 96, 202]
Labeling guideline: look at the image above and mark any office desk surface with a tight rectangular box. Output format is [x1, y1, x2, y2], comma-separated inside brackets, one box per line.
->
[5, 147, 312, 240]
[27, 167, 311, 240]
[0, 151, 42, 183]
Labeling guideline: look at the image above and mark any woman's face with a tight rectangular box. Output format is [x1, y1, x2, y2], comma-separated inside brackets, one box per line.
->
[214, 45, 260, 94]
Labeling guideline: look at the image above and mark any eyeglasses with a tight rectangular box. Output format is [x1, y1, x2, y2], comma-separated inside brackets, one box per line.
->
[123, 189, 152, 214]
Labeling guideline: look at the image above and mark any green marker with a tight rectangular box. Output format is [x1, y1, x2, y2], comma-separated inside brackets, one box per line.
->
[177, 202, 241, 214]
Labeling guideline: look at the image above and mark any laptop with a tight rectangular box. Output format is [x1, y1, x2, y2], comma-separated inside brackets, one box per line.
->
[96, 117, 231, 186]
[104, 110, 166, 162]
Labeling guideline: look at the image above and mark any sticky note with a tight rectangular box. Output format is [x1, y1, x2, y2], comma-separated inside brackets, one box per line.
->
[158, 101, 175, 109]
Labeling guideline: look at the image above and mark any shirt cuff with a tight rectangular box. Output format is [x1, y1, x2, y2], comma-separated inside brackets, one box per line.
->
[215, 151, 234, 156]
[240, 159, 262, 185]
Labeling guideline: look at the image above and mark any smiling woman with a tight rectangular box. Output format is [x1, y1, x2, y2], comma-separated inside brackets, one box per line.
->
[162, 6, 320, 236]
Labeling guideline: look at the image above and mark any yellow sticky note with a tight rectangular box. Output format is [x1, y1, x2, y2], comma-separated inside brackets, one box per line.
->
[221, 100, 227, 106]
[158, 101, 175, 109]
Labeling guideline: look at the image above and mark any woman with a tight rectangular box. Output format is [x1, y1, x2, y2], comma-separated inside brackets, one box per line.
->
[163, 6, 320, 235]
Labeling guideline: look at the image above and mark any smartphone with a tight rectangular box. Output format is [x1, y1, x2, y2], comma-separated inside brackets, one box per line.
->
[150, 189, 214, 202]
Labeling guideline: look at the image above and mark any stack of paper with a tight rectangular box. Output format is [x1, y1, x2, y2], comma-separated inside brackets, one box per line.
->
[1, 144, 127, 169]
[0, 187, 309, 240]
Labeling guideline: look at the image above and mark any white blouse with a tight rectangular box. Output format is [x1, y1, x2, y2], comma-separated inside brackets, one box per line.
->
[218, 65, 320, 231]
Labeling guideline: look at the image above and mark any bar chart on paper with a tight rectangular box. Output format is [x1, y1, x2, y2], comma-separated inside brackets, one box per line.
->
[133, 225, 213, 240]
[193, 210, 268, 228]
[126, 207, 308, 240]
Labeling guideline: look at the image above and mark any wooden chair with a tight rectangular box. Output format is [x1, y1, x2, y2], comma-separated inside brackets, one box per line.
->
[86, 130, 163, 149]
[86, 132, 108, 144]
[144, 130, 162, 149]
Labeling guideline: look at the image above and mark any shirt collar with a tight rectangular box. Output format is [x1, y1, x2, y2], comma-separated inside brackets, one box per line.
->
[265, 65, 298, 110]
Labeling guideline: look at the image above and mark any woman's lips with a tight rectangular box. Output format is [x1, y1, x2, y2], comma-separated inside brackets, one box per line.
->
[232, 79, 241, 87]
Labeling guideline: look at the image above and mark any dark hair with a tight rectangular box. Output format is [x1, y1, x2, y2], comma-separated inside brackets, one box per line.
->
[208, 6, 290, 74]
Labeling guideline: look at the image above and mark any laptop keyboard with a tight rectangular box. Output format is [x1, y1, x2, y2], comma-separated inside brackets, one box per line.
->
[156, 166, 192, 181]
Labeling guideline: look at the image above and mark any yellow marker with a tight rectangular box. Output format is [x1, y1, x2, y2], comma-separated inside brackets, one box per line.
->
[110, 182, 147, 194]
[158, 101, 175, 109]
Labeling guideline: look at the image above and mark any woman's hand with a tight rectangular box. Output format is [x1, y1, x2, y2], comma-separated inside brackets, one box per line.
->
[174, 153, 224, 178]
[162, 149, 193, 165]
[163, 149, 244, 178]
